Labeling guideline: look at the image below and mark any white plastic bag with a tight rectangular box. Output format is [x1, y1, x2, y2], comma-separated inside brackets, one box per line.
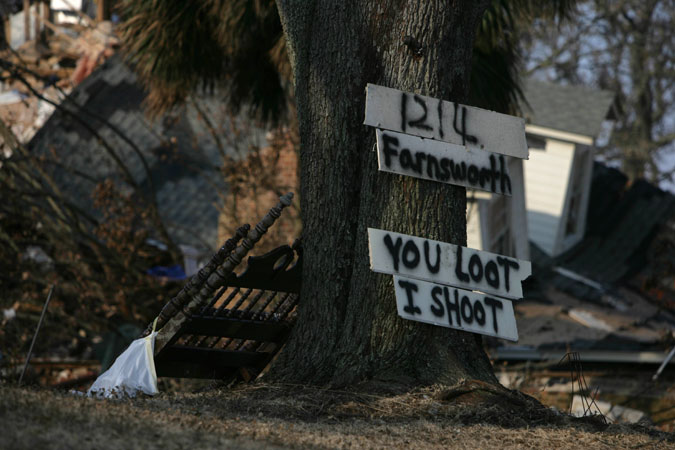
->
[87, 325, 158, 399]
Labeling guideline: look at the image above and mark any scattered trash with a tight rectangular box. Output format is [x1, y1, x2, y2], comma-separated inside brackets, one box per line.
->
[1, 12, 120, 146]
[571, 395, 647, 424]
[2, 308, 16, 321]
[93, 323, 142, 371]
[0, 90, 25, 105]
[87, 324, 158, 399]
[558, 352, 606, 423]
[146, 264, 186, 281]
[567, 309, 615, 332]
[22, 245, 54, 269]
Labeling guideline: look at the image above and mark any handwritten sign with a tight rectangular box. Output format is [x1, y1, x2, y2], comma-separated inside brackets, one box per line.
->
[394, 275, 518, 341]
[376, 129, 512, 195]
[368, 228, 531, 300]
[364, 84, 528, 160]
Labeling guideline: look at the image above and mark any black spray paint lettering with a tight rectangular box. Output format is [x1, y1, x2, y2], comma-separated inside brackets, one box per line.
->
[431, 285, 444, 317]
[484, 297, 503, 332]
[383, 234, 442, 274]
[383, 234, 402, 271]
[456, 246, 519, 292]
[473, 301, 486, 326]
[433, 287, 494, 331]
[408, 95, 433, 131]
[424, 241, 441, 274]
[437, 99, 444, 138]
[454, 246, 470, 282]
[444, 287, 461, 327]
[398, 279, 421, 316]
[383, 235, 522, 294]
[400, 93, 433, 133]
[430, 286, 495, 332]
[400, 93, 407, 132]
[399, 93, 479, 145]
[496, 256, 519, 293]
[499, 154, 511, 194]
[453, 102, 478, 145]
[402, 240, 420, 269]
[484, 260, 499, 288]
[379, 132, 511, 194]
[382, 134, 399, 167]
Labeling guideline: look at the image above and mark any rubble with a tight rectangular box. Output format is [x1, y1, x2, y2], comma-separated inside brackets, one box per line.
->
[1, 18, 119, 146]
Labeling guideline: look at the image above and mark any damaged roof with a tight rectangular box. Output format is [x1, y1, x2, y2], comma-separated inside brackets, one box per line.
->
[28, 55, 255, 251]
[522, 79, 617, 139]
[492, 163, 675, 360]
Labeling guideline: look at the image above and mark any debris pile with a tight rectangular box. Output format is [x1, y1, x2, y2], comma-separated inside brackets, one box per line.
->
[1, 19, 119, 145]
[0, 18, 173, 388]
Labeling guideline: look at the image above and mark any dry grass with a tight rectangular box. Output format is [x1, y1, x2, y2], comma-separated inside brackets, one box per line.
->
[2, 381, 673, 449]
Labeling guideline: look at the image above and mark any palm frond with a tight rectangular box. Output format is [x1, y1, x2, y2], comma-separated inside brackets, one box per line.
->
[470, 0, 578, 114]
[119, 0, 576, 122]
[119, 0, 289, 122]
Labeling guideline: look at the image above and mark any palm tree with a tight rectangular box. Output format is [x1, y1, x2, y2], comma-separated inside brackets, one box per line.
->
[120, 1, 289, 121]
[119, 0, 575, 119]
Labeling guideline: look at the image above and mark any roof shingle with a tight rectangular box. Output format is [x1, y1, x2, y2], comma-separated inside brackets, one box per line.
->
[523, 79, 616, 139]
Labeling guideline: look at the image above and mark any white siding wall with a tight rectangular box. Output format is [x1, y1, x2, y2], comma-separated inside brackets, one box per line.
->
[466, 197, 483, 250]
[524, 139, 575, 255]
[508, 158, 530, 260]
[558, 146, 594, 254]
[465, 157, 529, 260]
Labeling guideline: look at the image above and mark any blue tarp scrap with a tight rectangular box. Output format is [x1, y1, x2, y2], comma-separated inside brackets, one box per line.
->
[146, 264, 187, 280]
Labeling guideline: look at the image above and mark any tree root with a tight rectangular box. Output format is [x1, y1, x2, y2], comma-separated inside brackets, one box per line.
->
[434, 378, 511, 402]
[434, 378, 610, 430]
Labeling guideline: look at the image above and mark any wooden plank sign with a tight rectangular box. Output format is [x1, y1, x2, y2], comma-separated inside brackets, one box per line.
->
[393, 276, 518, 341]
[368, 228, 531, 300]
[376, 129, 512, 195]
[364, 83, 528, 160]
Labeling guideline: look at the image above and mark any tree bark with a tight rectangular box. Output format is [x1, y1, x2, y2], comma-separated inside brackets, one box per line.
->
[270, 0, 494, 386]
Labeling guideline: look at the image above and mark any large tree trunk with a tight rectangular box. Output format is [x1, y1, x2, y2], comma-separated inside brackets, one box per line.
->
[270, 0, 494, 386]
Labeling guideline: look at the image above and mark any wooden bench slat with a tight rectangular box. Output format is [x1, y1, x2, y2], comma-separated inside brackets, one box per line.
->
[154, 361, 236, 379]
[183, 316, 292, 342]
[156, 346, 270, 368]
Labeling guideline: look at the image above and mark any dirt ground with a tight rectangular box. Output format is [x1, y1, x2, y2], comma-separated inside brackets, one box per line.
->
[1, 381, 674, 450]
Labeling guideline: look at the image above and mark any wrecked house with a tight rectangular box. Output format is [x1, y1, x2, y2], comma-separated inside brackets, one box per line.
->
[489, 162, 675, 428]
[26, 55, 258, 268]
[466, 79, 618, 261]
[521, 79, 618, 257]
[464, 80, 674, 428]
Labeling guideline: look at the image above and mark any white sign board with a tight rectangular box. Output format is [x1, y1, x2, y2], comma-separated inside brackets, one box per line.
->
[393, 275, 518, 341]
[368, 228, 531, 300]
[364, 84, 528, 160]
[376, 129, 512, 195]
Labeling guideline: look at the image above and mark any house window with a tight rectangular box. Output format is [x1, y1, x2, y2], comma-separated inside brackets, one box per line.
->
[526, 134, 546, 151]
[565, 150, 589, 237]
